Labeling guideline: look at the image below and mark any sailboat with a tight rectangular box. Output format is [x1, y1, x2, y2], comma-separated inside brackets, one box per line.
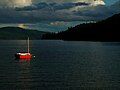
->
[15, 37, 32, 60]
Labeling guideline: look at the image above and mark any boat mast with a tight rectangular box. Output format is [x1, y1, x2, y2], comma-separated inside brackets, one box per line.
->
[28, 37, 30, 53]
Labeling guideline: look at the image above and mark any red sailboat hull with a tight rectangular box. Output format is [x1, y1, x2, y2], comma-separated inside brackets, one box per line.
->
[15, 37, 32, 60]
[15, 53, 32, 59]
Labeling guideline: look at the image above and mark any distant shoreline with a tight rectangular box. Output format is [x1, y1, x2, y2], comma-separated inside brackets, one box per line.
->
[0, 39, 120, 43]
[0, 13, 120, 42]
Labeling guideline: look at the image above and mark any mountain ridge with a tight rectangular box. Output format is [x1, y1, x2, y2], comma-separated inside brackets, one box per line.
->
[0, 27, 47, 40]
[42, 13, 120, 42]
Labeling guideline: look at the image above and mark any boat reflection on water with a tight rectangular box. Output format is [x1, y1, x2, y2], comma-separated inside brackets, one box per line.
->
[17, 58, 32, 89]
[19, 58, 31, 62]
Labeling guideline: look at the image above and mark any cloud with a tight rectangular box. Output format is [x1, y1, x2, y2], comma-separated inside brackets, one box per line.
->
[31, 0, 104, 4]
[0, 0, 119, 23]
[0, 0, 104, 7]
[15, 2, 90, 11]
[0, 0, 32, 7]
[91, 0, 105, 6]
[74, 1, 120, 20]
[32, 0, 92, 3]
[0, 7, 94, 23]
[50, 21, 66, 26]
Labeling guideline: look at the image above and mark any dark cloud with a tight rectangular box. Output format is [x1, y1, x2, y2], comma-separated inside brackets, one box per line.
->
[0, 0, 119, 23]
[15, 2, 90, 11]
[74, 0, 120, 19]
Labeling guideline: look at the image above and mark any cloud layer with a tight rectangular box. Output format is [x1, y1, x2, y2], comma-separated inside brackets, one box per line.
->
[0, 0, 119, 23]
[0, 0, 106, 8]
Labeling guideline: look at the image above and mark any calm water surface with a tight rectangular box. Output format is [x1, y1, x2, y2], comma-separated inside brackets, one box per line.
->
[0, 40, 120, 90]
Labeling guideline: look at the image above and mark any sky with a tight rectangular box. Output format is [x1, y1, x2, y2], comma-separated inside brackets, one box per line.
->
[0, 0, 119, 32]
[105, 0, 119, 5]
[0, 0, 118, 7]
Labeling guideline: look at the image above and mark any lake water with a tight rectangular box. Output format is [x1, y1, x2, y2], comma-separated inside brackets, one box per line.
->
[0, 40, 120, 90]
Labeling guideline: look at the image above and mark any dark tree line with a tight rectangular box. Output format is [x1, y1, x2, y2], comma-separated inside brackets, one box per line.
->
[42, 13, 120, 42]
